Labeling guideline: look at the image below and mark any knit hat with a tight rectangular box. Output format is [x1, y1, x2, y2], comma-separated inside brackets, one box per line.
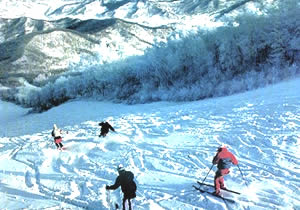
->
[217, 144, 227, 152]
[117, 164, 125, 172]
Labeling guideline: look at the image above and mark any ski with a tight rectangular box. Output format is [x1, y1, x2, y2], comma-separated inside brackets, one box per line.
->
[197, 181, 240, 195]
[193, 185, 235, 204]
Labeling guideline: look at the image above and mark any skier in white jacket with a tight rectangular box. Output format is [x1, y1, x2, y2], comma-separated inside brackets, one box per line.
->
[52, 124, 64, 149]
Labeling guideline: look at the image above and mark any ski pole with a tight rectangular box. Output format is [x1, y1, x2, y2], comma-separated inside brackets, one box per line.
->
[200, 164, 214, 185]
[237, 164, 249, 188]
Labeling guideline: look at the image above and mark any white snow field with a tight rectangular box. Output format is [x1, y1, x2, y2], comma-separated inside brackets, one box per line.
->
[0, 77, 300, 210]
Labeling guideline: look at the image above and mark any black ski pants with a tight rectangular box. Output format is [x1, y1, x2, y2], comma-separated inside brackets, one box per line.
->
[122, 198, 132, 210]
[55, 142, 63, 148]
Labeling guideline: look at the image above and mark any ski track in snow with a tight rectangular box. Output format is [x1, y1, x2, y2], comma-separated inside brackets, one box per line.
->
[1, 79, 300, 209]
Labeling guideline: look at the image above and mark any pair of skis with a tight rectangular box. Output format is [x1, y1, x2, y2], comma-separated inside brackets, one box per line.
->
[193, 181, 240, 203]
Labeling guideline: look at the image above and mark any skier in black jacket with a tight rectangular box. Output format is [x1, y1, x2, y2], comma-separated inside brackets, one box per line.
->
[98, 121, 115, 137]
[106, 165, 137, 210]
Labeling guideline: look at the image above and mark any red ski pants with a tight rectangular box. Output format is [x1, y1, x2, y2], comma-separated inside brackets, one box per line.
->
[54, 137, 62, 144]
[214, 168, 229, 193]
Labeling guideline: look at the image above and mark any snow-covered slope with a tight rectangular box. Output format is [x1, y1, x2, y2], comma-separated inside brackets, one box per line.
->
[1, 77, 299, 209]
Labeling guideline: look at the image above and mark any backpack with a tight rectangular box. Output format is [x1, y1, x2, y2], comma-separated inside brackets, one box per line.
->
[121, 171, 137, 198]
[128, 181, 137, 198]
[218, 158, 232, 169]
[129, 181, 137, 193]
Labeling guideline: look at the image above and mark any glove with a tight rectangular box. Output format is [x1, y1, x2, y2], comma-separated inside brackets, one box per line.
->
[106, 185, 110, 190]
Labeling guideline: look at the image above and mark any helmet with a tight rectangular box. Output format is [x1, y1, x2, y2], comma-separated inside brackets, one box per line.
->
[117, 164, 125, 172]
[53, 124, 57, 129]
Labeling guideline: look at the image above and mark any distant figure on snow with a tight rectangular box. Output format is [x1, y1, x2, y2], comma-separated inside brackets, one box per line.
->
[98, 121, 115, 137]
[51, 124, 64, 150]
[106, 165, 137, 210]
[212, 145, 238, 196]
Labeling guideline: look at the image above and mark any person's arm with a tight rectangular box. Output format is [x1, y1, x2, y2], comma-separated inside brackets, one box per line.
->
[212, 153, 219, 165]
[109, 124, 115, 132]
[230, 153, 238, 165]
[106, 176, 121, 190]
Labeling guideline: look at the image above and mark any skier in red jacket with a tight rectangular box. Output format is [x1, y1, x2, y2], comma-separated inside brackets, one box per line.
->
[212, 145, 238, 196]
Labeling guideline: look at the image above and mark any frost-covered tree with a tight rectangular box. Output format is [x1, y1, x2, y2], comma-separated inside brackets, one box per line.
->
[2, 0, 299, 111]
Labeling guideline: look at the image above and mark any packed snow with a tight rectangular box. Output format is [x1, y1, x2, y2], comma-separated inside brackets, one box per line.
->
[1, 77, 300, 209]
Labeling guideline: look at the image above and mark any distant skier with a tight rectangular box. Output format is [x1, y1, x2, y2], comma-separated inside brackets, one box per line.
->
[212, 145, 238, 196]
[98, 121, 115, 137]
[51, 124, 64, 150]
[106, 165, 137, 210]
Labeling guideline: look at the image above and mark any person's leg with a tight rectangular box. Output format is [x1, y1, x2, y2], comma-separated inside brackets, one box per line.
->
[214, 170, 222, 195]
[219, 176, 225, 189]
[220, 169, 229, 189]
[122, 197, 126, 210]
[99, 132, 106, 137]
[128, 198, 132, 210]
[59, 142, 63, 148]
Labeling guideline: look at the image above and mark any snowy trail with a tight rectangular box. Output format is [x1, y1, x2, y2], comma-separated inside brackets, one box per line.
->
[1, 78, 300, 209]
